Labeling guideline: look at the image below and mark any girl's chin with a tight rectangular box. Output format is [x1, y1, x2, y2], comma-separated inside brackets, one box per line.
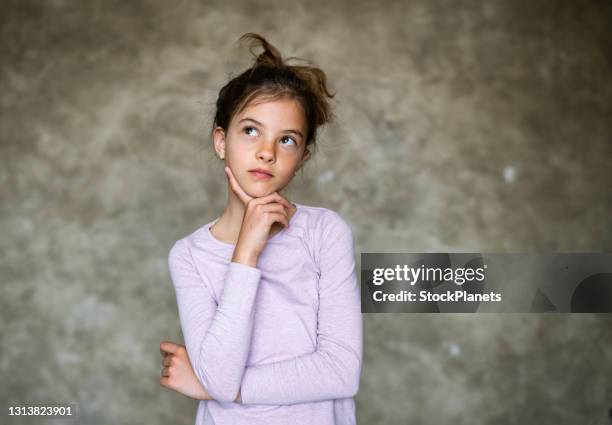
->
[244, 186, 280, 198]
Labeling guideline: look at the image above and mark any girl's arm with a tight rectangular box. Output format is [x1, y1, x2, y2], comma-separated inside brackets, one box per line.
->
[159, 339, 243, 402]
[238, 210, 363, 405]
[168, 239, 262, 403]
[166, 211, 362, 406]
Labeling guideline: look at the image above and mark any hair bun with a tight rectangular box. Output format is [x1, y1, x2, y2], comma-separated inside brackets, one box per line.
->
[239, 32, 285, 68]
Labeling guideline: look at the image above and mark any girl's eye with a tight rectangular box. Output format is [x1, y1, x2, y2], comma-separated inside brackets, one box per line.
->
[280, 136, 297, 147]
[244, 127, 298, 147]
[244, 127, 258, 137]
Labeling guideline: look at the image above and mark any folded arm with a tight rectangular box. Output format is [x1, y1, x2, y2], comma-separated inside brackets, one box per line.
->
[238, 211, 363, 405]
[168, 239, 262, 403]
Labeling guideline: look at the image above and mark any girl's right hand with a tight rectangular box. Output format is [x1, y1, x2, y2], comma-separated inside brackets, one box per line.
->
[224, 166, 293, 265]
[159, 341, 212, 401]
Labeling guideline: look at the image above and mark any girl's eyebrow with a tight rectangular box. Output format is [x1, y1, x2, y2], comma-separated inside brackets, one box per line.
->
[239, 117, 304, 140]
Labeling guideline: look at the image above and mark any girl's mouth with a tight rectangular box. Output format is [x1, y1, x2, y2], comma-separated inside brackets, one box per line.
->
[249, 170, 273, 179]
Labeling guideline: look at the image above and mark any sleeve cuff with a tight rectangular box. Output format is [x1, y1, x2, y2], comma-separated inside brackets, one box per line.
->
[229, 261, 262, 278]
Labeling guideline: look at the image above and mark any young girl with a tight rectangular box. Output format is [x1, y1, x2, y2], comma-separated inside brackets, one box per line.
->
[159, 32, 363, 425]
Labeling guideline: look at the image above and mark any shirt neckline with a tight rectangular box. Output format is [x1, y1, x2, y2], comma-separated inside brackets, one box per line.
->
[206, 202, 303, 248]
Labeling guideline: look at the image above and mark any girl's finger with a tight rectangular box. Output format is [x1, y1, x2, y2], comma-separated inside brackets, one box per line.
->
[160, 341, 179, 356]
[225, 166, 253, 205]
[263, 211, 290, 228]
[250, 191, 292, 210]
[272, 192, 294, 210]
[257, 202, 290, 217]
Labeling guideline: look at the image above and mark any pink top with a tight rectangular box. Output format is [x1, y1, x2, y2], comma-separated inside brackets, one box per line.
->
[167, 202, 363, 425]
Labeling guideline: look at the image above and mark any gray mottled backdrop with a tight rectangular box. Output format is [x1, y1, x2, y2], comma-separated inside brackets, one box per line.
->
[1, 0, 611, 424]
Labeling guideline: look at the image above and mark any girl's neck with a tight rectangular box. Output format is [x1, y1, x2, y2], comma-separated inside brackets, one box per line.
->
[210, 191, 246, 245]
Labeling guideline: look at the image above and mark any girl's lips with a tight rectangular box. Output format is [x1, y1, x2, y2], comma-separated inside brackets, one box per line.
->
[249, 170, 273, 179]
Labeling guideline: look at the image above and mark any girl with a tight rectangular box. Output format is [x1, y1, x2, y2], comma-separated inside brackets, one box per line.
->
[159, 33, 363, 425]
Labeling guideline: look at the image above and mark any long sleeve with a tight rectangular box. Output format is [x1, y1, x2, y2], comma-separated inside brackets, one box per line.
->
[168, 239, 262, 403]
[238, 211, 363, 405]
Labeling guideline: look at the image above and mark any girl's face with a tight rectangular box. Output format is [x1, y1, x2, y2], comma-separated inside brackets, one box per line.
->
[213, 97, 311, 198]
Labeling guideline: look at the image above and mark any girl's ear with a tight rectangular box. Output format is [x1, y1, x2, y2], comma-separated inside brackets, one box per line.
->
[213, 127, 226, 160]
[295, 149, 311, 174]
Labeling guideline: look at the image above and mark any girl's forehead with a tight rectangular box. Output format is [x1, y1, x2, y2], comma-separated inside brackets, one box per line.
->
[234, 97, 306, 128]
[241, 97, 302, 114]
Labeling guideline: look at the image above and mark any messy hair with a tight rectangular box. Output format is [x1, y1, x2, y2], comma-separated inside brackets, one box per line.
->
[211, 32, 335, 154]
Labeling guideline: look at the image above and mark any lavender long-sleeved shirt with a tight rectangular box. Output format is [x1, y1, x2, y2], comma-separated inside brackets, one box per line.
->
[167, 202, 363, 425]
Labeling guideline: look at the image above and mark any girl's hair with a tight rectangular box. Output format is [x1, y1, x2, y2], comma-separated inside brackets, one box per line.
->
[211, 33, 335, 155]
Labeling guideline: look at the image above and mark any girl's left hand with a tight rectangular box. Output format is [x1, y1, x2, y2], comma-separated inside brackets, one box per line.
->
[159, 341, 212, 401]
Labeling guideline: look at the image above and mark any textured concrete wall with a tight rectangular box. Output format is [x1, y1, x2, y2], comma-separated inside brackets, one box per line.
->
[1, 0, 611, 424]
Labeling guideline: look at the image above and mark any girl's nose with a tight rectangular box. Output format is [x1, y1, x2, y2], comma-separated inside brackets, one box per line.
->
[257, 146, 275, 163]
